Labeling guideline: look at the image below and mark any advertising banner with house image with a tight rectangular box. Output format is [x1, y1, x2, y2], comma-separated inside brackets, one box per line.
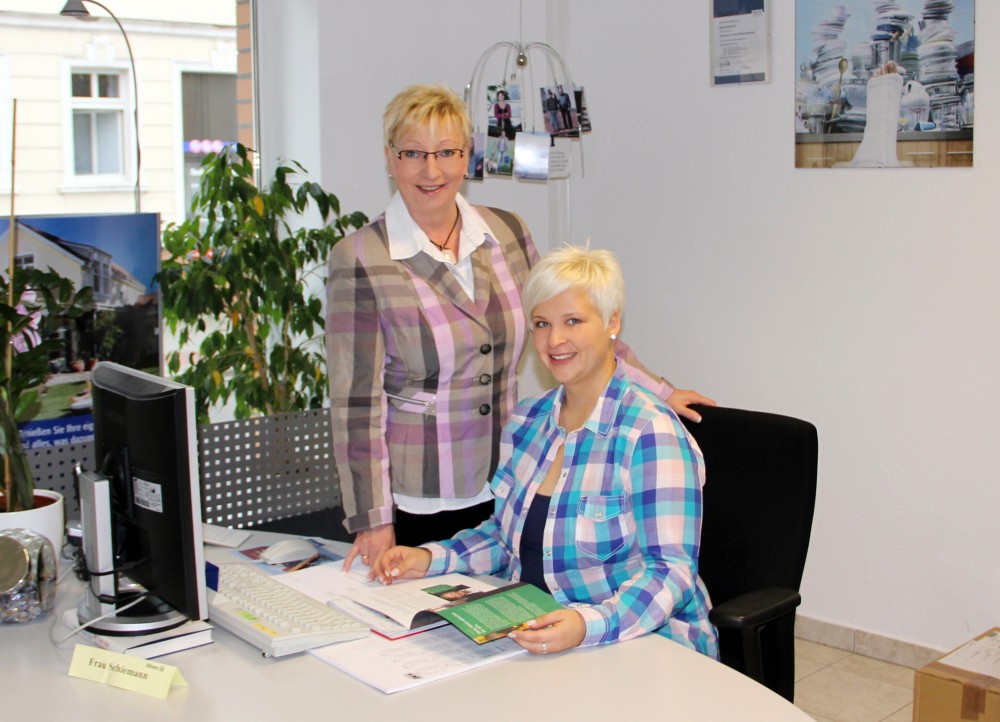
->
[0, 213, 160, 448]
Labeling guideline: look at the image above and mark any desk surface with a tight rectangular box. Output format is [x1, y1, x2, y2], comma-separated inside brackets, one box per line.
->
[5, 532, 811, 721]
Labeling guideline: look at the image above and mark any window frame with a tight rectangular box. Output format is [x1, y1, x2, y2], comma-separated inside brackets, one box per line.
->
[14, 253, 35, 270]
[173, 61, 238, 222]
[61, 58, 136, 193]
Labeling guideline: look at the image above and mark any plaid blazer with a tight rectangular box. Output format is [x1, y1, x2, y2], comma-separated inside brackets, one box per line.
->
[326, 207, 538, 534]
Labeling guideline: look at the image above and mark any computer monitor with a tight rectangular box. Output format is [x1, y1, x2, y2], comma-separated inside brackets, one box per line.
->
[77, 361, 207, 635]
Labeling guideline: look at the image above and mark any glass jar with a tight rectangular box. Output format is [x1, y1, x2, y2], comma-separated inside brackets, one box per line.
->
[0, 527, 57, 623]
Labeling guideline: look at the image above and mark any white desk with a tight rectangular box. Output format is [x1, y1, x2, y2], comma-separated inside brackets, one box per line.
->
[5, 532, 811, 721]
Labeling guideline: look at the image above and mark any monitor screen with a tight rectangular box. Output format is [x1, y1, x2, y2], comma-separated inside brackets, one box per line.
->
[79, 361, 206, 634]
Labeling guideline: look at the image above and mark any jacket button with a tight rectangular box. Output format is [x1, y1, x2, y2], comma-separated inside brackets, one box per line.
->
[479, 374, 491, 385]
[480, 343, 492, 354]
[479, 404, 491, 415]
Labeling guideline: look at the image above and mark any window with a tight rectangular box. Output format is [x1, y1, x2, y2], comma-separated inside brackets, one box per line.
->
[14, 254, 35, 270]
[181, 71, 237, 220]
[70, 71, 126, 176]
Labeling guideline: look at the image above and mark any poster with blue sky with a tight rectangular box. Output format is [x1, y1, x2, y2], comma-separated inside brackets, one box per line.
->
[0, 212, 160, 448]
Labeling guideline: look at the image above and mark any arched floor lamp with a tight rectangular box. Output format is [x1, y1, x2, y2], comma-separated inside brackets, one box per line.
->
[60, 0, 141, 213]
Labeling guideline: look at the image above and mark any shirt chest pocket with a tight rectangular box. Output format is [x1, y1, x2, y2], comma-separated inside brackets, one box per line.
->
[491, 477, 518, 530]
[575, 495, 633, 561]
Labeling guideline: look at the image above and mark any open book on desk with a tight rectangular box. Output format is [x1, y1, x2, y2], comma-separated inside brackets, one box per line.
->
[275, 565, 562, 643]
[342, 574, 563, 643]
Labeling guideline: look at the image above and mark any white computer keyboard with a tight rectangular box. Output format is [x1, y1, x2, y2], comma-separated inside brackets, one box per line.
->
[209, 564, 369, 657]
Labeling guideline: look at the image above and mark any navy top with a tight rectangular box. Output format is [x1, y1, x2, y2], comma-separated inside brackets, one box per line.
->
[518, 493, 551, 594]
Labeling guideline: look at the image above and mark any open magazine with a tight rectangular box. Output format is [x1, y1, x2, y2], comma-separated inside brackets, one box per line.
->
[274, 565, 562, 643]
[275, 566, 565, 693]
[340, 573, 563, 644]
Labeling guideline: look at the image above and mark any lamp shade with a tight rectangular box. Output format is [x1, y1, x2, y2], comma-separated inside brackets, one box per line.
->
[59, 0, 91, 17]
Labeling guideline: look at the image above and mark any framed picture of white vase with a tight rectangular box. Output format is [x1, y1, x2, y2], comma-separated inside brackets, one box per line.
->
[795, 0, 974, 168]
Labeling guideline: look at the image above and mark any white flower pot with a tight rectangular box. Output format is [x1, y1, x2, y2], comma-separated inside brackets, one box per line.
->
[0, 489, 65, 553]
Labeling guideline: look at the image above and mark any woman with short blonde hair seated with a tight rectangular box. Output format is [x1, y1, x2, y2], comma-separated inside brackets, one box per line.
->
[375, 246, 718, 657]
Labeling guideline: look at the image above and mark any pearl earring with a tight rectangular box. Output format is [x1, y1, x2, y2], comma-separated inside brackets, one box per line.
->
[610, 334, 617, 341]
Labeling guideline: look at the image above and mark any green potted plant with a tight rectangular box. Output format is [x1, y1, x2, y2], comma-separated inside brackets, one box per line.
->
[158, 143, 367, 423]
[0, 266, 91, 547]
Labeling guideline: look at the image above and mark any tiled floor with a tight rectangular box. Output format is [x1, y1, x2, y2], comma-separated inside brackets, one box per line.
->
[795, 639, 915, 722]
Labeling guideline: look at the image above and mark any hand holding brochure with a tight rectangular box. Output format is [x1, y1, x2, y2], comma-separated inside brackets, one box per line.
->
[342, 573, 563, 644]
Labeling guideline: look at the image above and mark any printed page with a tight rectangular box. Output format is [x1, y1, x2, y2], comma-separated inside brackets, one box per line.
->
[272, 561, 420, 635]
[271, 558, 375, 607]
[344, 573, 500, 630]
[310, 624, 525, 694]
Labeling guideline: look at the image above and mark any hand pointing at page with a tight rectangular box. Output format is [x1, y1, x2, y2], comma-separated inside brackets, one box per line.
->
[374, 546, 432, 584]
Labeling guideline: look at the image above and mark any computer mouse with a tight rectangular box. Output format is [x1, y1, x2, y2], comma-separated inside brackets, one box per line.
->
[259, 539, 318, 564]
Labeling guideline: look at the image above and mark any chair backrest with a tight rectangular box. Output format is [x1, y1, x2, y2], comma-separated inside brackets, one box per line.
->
[681, 405, 818, 615]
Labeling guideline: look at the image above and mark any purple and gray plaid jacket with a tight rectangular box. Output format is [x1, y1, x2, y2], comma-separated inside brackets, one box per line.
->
[327, 207, 537, 533]
[327, 206, 675, 534]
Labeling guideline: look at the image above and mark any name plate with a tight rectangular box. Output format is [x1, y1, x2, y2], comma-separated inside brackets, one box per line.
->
[69, 645, 188, 698]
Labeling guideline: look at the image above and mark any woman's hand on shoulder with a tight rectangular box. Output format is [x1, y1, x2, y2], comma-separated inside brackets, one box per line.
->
[508, 609, 586, 654]
[666, 388, 717, 423]
[373, 546, 432, 585]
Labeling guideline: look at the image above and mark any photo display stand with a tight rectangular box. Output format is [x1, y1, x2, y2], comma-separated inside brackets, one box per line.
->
[464, 39, 587, 182]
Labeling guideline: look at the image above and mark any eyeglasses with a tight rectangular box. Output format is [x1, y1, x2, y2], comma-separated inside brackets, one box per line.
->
[391, 145, 466, 163]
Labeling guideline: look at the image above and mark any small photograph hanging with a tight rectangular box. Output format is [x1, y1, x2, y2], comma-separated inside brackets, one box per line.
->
[541, 87, 562, 134]
[539, 84, 579, 136]
[488, 84, 521, 140]
[486, 133, 514, 176]
[795, 1, 974, 168]
[574, 87, 593, 133]
[548, 137, 572, 179]
[468, 131, 485, 180]
[513, 132, 550, 180]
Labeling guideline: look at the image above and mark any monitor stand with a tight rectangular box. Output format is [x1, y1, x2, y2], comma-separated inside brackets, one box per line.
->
[77, 585, 187, 636]
[76, 468, 187, 636]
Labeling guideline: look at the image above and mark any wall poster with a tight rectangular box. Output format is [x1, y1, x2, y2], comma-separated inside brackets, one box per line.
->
[711, 0, 771, 85]
[796, 1, 974, 168]
[0, 213, 161, 448]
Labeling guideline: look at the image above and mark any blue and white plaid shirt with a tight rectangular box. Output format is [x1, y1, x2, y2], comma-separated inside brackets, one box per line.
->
[424, 362, 719, 658]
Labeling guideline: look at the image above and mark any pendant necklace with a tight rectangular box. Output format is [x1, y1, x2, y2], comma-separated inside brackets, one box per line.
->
[428, 208, 460, 264]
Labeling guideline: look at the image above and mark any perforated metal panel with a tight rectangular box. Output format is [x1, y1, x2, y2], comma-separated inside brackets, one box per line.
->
[27, 409, 341, 528]
[198, 409, 341, 528]
[26, 442, 94, 517]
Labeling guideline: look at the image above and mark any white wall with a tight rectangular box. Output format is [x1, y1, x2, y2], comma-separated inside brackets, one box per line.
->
[258, 0, 1000, 654]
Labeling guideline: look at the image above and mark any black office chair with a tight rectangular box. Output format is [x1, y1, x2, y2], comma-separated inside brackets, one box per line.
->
[681, 405, 818, 702]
